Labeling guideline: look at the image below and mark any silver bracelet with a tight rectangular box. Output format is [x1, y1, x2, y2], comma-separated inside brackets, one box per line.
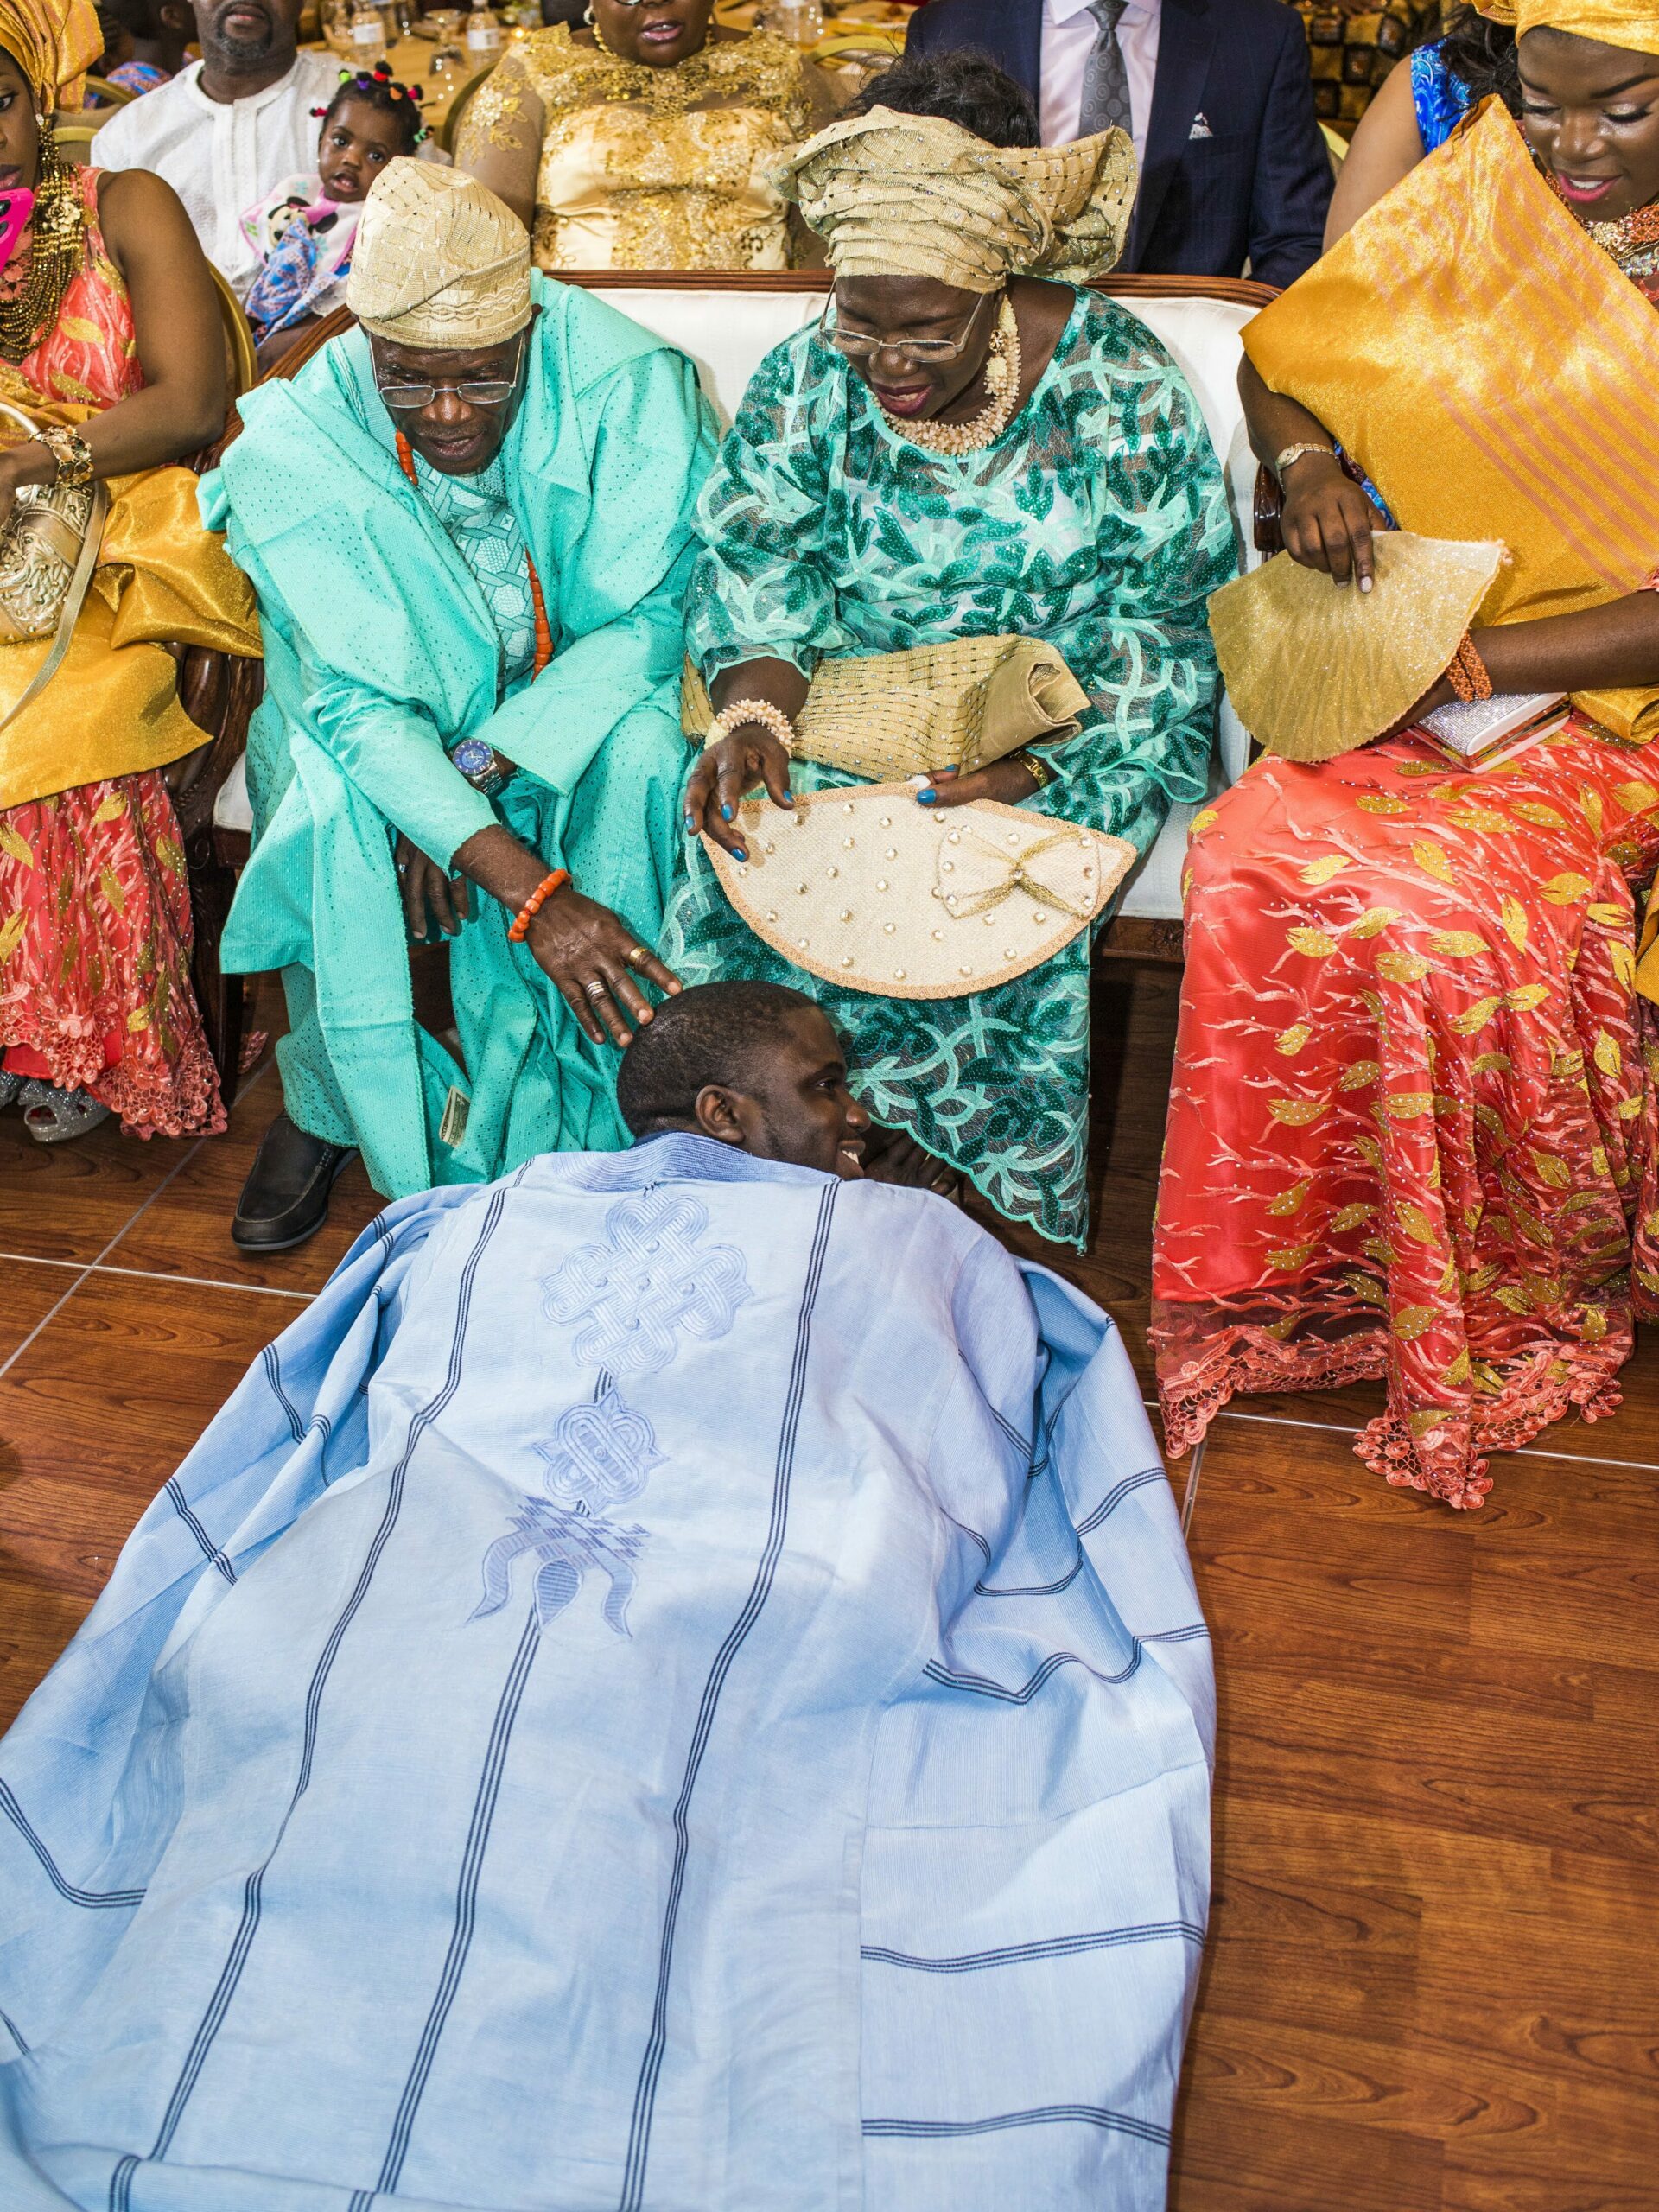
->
[705, 696, 796, 756]
[1274, 442, 1338, 483]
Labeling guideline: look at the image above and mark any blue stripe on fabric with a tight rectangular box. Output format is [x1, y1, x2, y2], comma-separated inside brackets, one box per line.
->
[864, 2104, 1169, 2146]
[618, 1182, 838, 2212]
[0, 2001, 28, 2054]
[942, 1511, 992, 1568]
[1076, 1467, 1166, 1535]
[987, 1403, 1030, 1459]
[0, 1781, 145, 1909]
[861, 1920, 1205, 1974]
[1138, 1623, 1211, 1644]
[149, 1187, 510, 2164]
[348, 2191, 376, 2212]
[974, 1554, 1083, 1599]
[924, 1644, 1141, 1704]
[376, 1609, 541, 2194]
[108, 2153, 140, 2212]
[165, 1478, 237, 1586]
[262, 1343, 305, 1443]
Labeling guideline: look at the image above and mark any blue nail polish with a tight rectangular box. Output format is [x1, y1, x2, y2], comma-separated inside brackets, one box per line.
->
[731, 847, 747, 863]
[683, 813, 696, 834]
[721, 804, 734, 822]
[918, 789, 937, 805]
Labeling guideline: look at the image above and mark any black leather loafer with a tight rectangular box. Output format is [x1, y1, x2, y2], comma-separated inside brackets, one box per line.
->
[232, 1112, 358, 1252]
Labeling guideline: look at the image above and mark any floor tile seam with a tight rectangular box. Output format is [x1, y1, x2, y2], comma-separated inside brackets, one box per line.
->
[0, 1135, 207, 1384]
[1141, 1397, 1659, 1479]
[90, 1263, 314, 1302]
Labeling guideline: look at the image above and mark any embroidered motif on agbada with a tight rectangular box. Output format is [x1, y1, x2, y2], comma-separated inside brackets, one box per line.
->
[1241, 100, 1659, 744]
[542, 1190, 753, 1376]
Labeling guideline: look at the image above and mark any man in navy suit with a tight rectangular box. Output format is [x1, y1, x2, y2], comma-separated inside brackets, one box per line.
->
[904, 0, 1332, 288]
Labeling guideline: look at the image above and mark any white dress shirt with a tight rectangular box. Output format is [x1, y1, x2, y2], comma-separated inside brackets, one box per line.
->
[1040, 0, 1161, 162]
[92, 53, 342, 299]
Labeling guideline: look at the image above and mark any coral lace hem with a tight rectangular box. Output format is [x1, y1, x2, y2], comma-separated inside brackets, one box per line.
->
[1151, 718, 1659, 1510]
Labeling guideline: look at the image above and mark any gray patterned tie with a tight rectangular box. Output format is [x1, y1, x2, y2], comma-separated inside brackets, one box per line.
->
[1077, 0, 1132, 140]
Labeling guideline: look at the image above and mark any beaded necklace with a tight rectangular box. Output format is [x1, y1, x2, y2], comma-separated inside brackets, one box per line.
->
[580, 17, 738, 116]
[395, 429, 553, 677]
[0, 130, 86, 365]
[1545, 171, 1659, 275]
[878, 294, 1023, 458]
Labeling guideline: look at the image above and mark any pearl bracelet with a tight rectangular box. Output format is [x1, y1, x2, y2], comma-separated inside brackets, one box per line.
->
[705, 697, 796, 755]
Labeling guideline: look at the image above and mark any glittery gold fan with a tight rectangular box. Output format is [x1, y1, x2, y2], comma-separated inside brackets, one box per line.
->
[1208, 531, 1507, 764]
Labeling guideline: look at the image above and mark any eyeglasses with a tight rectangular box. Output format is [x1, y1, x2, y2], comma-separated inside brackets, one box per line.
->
[372, 336, 525, 411]
[818, 290, 991, 366]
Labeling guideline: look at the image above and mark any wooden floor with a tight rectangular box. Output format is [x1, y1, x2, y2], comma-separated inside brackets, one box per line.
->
[2, 971, 1655, 2209]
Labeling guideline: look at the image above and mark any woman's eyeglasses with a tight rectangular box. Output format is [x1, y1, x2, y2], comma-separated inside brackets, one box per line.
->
[818, 291, 990, 367]
[373, 337, 525, 410]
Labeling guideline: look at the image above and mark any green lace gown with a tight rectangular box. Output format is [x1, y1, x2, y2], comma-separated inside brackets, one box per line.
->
[662, 289, 1237, 1243]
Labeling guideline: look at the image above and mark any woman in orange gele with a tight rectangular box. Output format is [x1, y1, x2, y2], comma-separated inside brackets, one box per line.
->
[0, 0, 257, 1144]
[1153, 0, 1659, 1507]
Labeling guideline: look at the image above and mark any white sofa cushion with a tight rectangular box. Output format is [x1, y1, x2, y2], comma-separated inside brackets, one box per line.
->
[219, 284, 1261, 925]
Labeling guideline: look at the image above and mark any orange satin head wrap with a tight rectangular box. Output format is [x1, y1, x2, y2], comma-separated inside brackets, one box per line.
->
[1475, 1, 1659, 60]
[0, 0, 103, 110]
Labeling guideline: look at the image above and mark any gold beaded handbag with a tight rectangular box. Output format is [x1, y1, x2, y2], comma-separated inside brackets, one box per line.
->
[0, 400, 108, 735]
[683, 632, 1090, 783]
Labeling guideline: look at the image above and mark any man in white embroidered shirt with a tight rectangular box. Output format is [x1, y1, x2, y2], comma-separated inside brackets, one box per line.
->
[92, 0, 340, 299]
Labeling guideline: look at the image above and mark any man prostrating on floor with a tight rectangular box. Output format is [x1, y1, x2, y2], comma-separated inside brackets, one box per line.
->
[0, 984, 1212, 2212]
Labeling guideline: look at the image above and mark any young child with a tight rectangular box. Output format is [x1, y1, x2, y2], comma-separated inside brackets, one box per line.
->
[95, 0, 193, 98]
[243, 64, 426, 360]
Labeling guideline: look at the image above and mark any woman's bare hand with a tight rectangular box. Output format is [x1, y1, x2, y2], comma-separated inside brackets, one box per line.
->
[524, 885, 680, 1047]
[396, 832, 470, 939]
[1279, 452, 1389, 589]
[683, 725, 795, 860]
[914, 756, 1041, 810]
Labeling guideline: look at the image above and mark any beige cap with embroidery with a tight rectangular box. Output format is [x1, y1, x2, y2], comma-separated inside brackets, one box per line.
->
[346, 159, 532, 351]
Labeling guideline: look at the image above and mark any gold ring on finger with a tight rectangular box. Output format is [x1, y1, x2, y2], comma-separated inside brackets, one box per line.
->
[583, 979, 608, 1001]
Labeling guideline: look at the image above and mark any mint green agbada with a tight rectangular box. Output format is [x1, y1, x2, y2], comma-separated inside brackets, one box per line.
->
[200, 276, 716, 1199]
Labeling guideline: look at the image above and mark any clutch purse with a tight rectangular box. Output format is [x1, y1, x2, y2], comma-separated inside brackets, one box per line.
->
[0, 399, 108, 735]
[683, 632, 1090, 783]
[702, 782, 1135, 1001]
[1207, 531, 1507, 763]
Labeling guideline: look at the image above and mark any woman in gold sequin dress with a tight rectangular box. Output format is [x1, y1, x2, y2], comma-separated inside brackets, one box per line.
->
[454, 0, 835, 271]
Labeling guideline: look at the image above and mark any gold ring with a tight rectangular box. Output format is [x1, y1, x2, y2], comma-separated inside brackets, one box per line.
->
[583, 979, 608, 1001]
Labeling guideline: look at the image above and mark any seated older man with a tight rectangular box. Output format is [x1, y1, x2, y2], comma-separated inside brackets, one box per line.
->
[204, 161, 715, 1249]
[0, 982, 1213, 2212]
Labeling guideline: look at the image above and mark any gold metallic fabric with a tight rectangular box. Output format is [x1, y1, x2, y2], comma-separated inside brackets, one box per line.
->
[346, 159, 531, 350]
[683, 633, 1090, 783]
[1210, 533, 1507, 761]
[0, 458, 260, 810]
[1243, 100, 1659, 743]
[0, 0, 101, 105]
[1476, 0, 1659, 59]
[777, 108, 1135, 292]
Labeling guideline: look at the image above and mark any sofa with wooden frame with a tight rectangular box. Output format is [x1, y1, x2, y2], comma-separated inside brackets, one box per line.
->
[193, 267, 1277, 1084]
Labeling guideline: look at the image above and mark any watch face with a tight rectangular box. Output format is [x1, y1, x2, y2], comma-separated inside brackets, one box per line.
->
[453, 739, 492, 776]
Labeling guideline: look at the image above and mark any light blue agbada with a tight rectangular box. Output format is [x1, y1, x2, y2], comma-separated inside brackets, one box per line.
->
[201, 276, 717, 1198]
[0, 1137, 1213, 2211]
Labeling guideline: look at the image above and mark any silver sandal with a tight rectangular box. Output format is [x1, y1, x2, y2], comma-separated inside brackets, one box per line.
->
[18, 1080, 113, 1145]
[0, 1071, 18, 1111]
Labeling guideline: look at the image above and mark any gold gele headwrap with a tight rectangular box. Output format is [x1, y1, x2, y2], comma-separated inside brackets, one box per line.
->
[346, 159, 532, 351]
[775, 107, 1136, 293]
[1475, 0, 1659, 59]
[0, 0, 101, 108]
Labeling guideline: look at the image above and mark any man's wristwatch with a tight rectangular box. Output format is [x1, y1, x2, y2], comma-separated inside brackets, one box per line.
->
[1274, 442, 1338, 483]
[452, 738, 518, 798]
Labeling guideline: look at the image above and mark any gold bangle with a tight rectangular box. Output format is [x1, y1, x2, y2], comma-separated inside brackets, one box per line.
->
[1014, 747, 1056, 790]
[35, 423, 94, 491]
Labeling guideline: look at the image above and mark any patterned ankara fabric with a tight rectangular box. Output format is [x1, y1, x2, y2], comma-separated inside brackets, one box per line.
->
[410, 447, 538, 685]
[664, 292, 1236, 1246]
[0, 1136, 1213, 2211]
[1153, 721, 1659, 1510]
[0, 169, 224, 1137]
[1409, 36, 1474, 150]
[200, 274, 718, 1198]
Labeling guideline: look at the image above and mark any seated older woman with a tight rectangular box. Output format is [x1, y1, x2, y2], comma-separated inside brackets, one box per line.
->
[668, 55, 1237, 1246]
[0, 0, 259, 1144]
[202, 162, 714, 1249]
[454, 0, 836, 273]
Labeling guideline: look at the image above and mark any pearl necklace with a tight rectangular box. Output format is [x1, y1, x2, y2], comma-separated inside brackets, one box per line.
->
[880, 295, 1022, 457]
